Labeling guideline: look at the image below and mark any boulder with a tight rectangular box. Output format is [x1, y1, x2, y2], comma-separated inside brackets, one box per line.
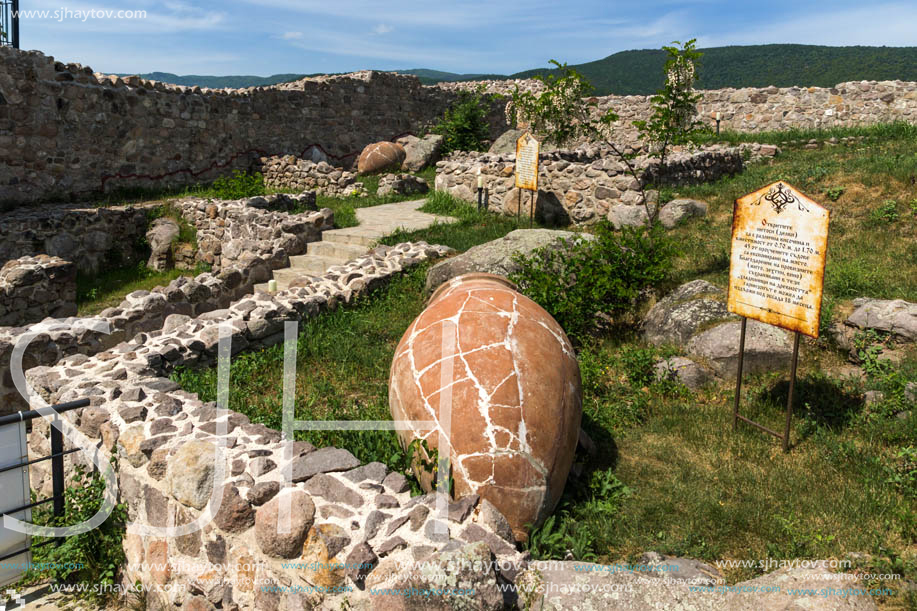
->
[653, 357, 713, 390]
[400, 134, 444, 171]
[488, 129, 526, 155]
[515, 558, 876, 611]
[390, 273, 582, 541]
[146, 217, 180, 271]
[608, 203, 657, 229]
[424, 229, 593, 294]
[845, 298, 917, 342]
[659, 198, 708, 228]
[643, 280, 732, 346]
[367, 542, 504, 611]
[687, 319, 794, 378]
[357, 142, 406, 174]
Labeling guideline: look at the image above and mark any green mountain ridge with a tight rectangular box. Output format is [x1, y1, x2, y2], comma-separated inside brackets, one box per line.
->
[123, 45, 917, 95]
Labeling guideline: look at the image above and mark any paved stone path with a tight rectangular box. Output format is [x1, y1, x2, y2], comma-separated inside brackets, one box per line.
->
[256, 199, 455, 291]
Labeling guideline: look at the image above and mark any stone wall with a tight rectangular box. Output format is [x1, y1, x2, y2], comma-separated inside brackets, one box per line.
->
[0, 203, 150, 272]
[435, 144, 773, 225]
[0, 48, 509, 209]
[0, 196, 333, 416]
[0, 255, 77, 327]
[259, 156, 366, 198]
[23, 240, 530, 610]
[451, 77, 917, 138]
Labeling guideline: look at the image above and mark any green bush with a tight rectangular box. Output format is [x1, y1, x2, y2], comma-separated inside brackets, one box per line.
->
[24, 455, 127, 604]
[509, 222, 675, 339]
[432, 88, 492, 154]
[211, 170, 266, 200]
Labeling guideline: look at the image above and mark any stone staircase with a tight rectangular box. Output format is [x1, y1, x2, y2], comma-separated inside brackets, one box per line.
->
[255, 199, 454, 292]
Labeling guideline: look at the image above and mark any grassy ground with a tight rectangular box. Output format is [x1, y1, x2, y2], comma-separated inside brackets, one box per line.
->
[171, 129, 916, 607]
[76, 262, 207, 316]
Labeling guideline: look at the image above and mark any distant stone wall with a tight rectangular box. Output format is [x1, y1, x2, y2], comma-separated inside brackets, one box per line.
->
[448, 78, 917, 141]
[435, 144, 774, 225]
[0, 48, 509, 209]
[0, 204, 150, 272]
[0, 255, 77, 326]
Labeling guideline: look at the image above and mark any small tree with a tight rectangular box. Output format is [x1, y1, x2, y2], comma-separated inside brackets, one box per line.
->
[432, 86, 493, 154]
[508, 40, 706, 225]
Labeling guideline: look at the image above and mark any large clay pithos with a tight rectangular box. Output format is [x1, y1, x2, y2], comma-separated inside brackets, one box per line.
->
[389, 273, 582, 541]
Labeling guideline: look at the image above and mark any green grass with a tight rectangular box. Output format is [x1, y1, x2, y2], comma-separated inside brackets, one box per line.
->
[172, 266, 432, 489]
[660, 122, 917, 302]
[165, 130, 917, 607]
[694, 120, 917, 147]
[76, 261, 209, 316]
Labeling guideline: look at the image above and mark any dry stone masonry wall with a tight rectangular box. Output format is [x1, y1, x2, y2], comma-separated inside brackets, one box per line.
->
[0, 48, 508, 209]
[435, 144, 768, 225]
[0, 255, 77, 326]
[21, 240, 536, 610]
[0, 203, 150, 273]
[259, 156, 367, 198]
[0, 194, 333, 415]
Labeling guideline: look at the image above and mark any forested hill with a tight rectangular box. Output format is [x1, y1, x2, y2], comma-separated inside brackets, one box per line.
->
[511, 45, 917, 95]
[124, 45, 917, 94]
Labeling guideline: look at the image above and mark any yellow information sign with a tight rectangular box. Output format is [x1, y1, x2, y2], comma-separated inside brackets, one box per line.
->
[514, 132, 539, 191]
[727, 181, 829, 338]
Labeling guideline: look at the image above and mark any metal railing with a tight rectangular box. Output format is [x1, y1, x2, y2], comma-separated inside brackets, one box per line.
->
[0, 0, 18, 48]
[0, 398, 90, 563]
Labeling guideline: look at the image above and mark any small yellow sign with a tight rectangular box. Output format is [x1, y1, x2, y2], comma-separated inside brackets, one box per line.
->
[727, 181, 829, 338]
[515, 132, 539, 191]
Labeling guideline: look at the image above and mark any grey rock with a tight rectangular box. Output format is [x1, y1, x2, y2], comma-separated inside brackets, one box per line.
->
[376, 536, 408, 557]
[343, 462, 389, 484]
[167, 440, 217, 510]
[644, 280, 732, 346]
[212, 485, 255, 533]
[401, 134, 444, 171]
[424, 519, 450, 542]
[292, 446, 360, 481]
[448, 494, 479, 523]
[303, 473, 364, 507]
[247, 481, 280, 506]
[607, 203, 656, 229]
[364, 510, 389, 541]
[659, 198, 708, 228]
[424, 228, 593, 294]
[381, 471, 410, 493]
[375, 494, 400, 509]
[488, 129, 526, 155]
[254, 489, 315, 559]
[846, 298, 917, 342]
[687, 319, 794, 378]
[345, 542, 378, 585]
[654, 357, 713, 390]
[474, 499, 515, 544]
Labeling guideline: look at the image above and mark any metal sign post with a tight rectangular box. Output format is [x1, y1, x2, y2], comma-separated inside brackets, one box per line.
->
[728, 181, 829, 451]
[514, 132, 539, 228]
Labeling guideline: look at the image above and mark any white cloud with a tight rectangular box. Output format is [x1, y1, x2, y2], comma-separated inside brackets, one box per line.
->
[281, 31, 303, 39]
[372, 23, 392, 35]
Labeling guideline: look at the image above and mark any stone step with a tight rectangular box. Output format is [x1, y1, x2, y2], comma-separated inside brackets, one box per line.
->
[286, 254, 341, 275]
[305, 240, 368, 260]
[320, 229, 380, 247]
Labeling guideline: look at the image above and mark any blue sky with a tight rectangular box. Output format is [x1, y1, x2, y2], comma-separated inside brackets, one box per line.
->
[16, 0, 917, 76]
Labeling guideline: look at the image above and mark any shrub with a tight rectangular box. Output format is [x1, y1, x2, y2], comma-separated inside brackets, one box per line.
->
[211, 170, 266, 200]
[432, 88, 492, 154]
[24, 455, 127, 604]
[509, 222, 675, 339]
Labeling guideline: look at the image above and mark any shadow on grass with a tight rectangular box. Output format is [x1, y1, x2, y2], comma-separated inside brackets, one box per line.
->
[757, 373, 864, 435]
